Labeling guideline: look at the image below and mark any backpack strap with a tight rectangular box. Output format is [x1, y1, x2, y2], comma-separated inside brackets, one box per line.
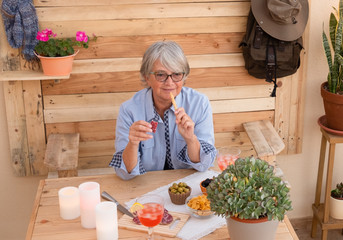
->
[265, 37, 277, 97]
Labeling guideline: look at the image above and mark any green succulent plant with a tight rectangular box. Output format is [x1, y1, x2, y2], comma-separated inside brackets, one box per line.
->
[323, 0, 343, 94]
[331, 182, 343, 199]
[206, 157, 292, 221]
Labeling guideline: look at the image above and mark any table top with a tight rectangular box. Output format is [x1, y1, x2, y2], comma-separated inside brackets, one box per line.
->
[26, 169, 299, 240]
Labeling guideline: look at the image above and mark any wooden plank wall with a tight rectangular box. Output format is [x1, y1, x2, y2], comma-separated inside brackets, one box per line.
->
[0, 0, 308, 176]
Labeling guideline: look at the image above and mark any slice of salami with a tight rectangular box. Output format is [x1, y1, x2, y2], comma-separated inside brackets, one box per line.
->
[161, 209, 173, 225]
[133, 215, 141, 225]
[151, 120, 158, 133]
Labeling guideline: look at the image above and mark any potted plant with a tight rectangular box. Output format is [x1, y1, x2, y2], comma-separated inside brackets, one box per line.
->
[206, 156, 292, 240]
[34, 28, 94, 76]
[322, 0, 343, 131]
[330, 182, 343, 219]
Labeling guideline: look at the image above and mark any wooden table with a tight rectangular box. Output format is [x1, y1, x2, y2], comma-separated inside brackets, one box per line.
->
[26, 169, 299, 240]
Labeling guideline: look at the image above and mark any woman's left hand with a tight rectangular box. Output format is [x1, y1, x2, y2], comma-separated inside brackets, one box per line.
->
[175, 107, 195, 141]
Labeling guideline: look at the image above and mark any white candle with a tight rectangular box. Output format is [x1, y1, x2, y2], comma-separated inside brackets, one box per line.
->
[96, 201, 118, 240]
[58, 186, 80, 220]
[79, 181, 100, 228]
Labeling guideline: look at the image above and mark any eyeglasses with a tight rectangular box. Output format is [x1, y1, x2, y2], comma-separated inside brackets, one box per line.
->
[150, 71, 184, 82]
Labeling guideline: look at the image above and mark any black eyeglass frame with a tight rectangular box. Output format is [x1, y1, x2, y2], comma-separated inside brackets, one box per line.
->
[149, 71, 185, 82]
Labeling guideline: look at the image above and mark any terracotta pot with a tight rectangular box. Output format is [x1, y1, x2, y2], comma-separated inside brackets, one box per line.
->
[35, 50, 78, 76]
[321, 82, 343, 131]
[227, 216, 279, 240]
[330, 196, 343, 219]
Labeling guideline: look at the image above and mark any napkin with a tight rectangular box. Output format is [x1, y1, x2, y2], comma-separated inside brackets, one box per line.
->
[125, 170, 227, 240]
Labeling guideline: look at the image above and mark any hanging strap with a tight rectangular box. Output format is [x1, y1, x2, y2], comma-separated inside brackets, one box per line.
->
[266, 38, 277, 97]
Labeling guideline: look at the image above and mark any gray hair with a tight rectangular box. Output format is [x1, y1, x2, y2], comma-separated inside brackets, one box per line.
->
[140, 41, 190, 86]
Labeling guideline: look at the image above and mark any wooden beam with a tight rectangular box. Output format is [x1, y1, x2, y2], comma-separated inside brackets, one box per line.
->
[34, 0, 249, 7]
[36, 2, 250, 21]
[23, 81, 48, 175]
[3, 81, 30, 176]
[38, 17, 246, 38]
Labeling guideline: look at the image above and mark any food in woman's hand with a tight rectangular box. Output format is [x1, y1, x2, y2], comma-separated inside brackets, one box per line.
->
[168, 182, 191, 205]
[151, 120, 158, 133]
[170, 92, 178, 109]
[132, 208, 173, 225]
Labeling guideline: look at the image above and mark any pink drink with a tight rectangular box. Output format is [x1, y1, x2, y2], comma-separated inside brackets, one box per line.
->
[137, 203, 164, 228]
[217, 154, 239, 171]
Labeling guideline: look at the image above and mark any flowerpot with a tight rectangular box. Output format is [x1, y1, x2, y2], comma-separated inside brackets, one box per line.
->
[35, 50, 78, 76]
[330, 196, 343, 219]
[321, 82, 343, 131]
[226, 216, 279, 240]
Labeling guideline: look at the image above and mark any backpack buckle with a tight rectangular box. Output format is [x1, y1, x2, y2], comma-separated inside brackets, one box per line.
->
[253, 25, 264, 49]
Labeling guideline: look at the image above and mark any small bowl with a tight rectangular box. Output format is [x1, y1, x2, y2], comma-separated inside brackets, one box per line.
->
[168, 186, 192, 205]
[186, 195, 214, 219]
[200, 178, 212, 195]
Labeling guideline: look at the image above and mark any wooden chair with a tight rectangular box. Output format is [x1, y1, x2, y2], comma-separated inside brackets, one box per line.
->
[44, 133, 80, 178]
[243, 120, 285, 167]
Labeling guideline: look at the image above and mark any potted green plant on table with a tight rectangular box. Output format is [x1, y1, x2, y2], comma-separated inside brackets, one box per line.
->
[330, 182, 343, 219]
[206, 156, 292, 240]
[321, 0, 343, 131]
[34, 28, 93, 76]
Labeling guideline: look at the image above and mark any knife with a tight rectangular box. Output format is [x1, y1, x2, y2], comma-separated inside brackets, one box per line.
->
[101, 191, 134, 218]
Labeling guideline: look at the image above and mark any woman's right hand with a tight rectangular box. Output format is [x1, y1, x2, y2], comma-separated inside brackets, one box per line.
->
[128, 120, 153, 145]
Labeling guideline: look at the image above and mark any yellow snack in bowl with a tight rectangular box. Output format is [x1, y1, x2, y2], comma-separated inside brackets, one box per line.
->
[187, 194, 211, 210]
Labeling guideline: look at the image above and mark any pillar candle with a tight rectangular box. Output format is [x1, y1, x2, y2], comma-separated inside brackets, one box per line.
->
[79, 181, 100, 228]
[96, 201, 118, 240]
[58, 186, 80, 220]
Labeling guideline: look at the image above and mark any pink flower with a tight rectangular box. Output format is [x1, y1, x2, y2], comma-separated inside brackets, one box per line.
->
[36, 31, 49, 42]
[76, 31, 88, 43]
[36, 28, 57, 42]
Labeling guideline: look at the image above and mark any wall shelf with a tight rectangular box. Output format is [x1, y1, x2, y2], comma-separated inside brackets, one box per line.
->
[0, 71, 70, 81]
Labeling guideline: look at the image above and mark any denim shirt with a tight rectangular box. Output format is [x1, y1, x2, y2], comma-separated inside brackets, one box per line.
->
[109, 87, 216, 180]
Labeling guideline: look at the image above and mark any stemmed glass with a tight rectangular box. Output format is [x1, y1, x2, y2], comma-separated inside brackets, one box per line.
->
[136, 194, 164, 240]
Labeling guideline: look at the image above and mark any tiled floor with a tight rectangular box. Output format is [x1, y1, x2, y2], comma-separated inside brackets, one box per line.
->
[290, 217, 343, 240]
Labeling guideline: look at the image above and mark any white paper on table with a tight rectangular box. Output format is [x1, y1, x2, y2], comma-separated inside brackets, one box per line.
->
[125, 170, 227, 240]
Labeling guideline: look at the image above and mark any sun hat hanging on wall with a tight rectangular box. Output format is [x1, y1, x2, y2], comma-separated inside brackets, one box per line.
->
[251, 0, 309, 41]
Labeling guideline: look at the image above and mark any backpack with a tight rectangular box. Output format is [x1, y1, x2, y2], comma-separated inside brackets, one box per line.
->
[239, 9, 304, 97]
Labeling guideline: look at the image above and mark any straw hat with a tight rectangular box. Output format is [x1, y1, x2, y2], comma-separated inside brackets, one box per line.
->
[251, 0, 309, 41]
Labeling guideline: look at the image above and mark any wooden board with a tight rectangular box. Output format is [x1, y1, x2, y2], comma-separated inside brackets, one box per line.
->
[36, 2, 250, 21]
[69, 53, 244, 74]
[44, 133, 80, 170]
[118, 211, 190, 237]
[243, 120, 285, 157]
[41, 67, 266, 95]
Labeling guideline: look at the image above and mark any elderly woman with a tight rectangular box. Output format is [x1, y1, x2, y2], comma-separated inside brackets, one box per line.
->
[110, 41, 216, 180]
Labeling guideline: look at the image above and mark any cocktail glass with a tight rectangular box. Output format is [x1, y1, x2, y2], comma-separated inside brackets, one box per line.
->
[216, 146, 241, 171]
[136, 194, 164, 240]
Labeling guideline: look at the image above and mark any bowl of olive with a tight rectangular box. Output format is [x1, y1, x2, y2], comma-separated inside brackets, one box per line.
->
[168, 182, 192, 205]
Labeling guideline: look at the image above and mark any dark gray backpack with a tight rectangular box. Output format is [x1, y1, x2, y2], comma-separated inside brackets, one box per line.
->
[239, 9, 303, 97]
